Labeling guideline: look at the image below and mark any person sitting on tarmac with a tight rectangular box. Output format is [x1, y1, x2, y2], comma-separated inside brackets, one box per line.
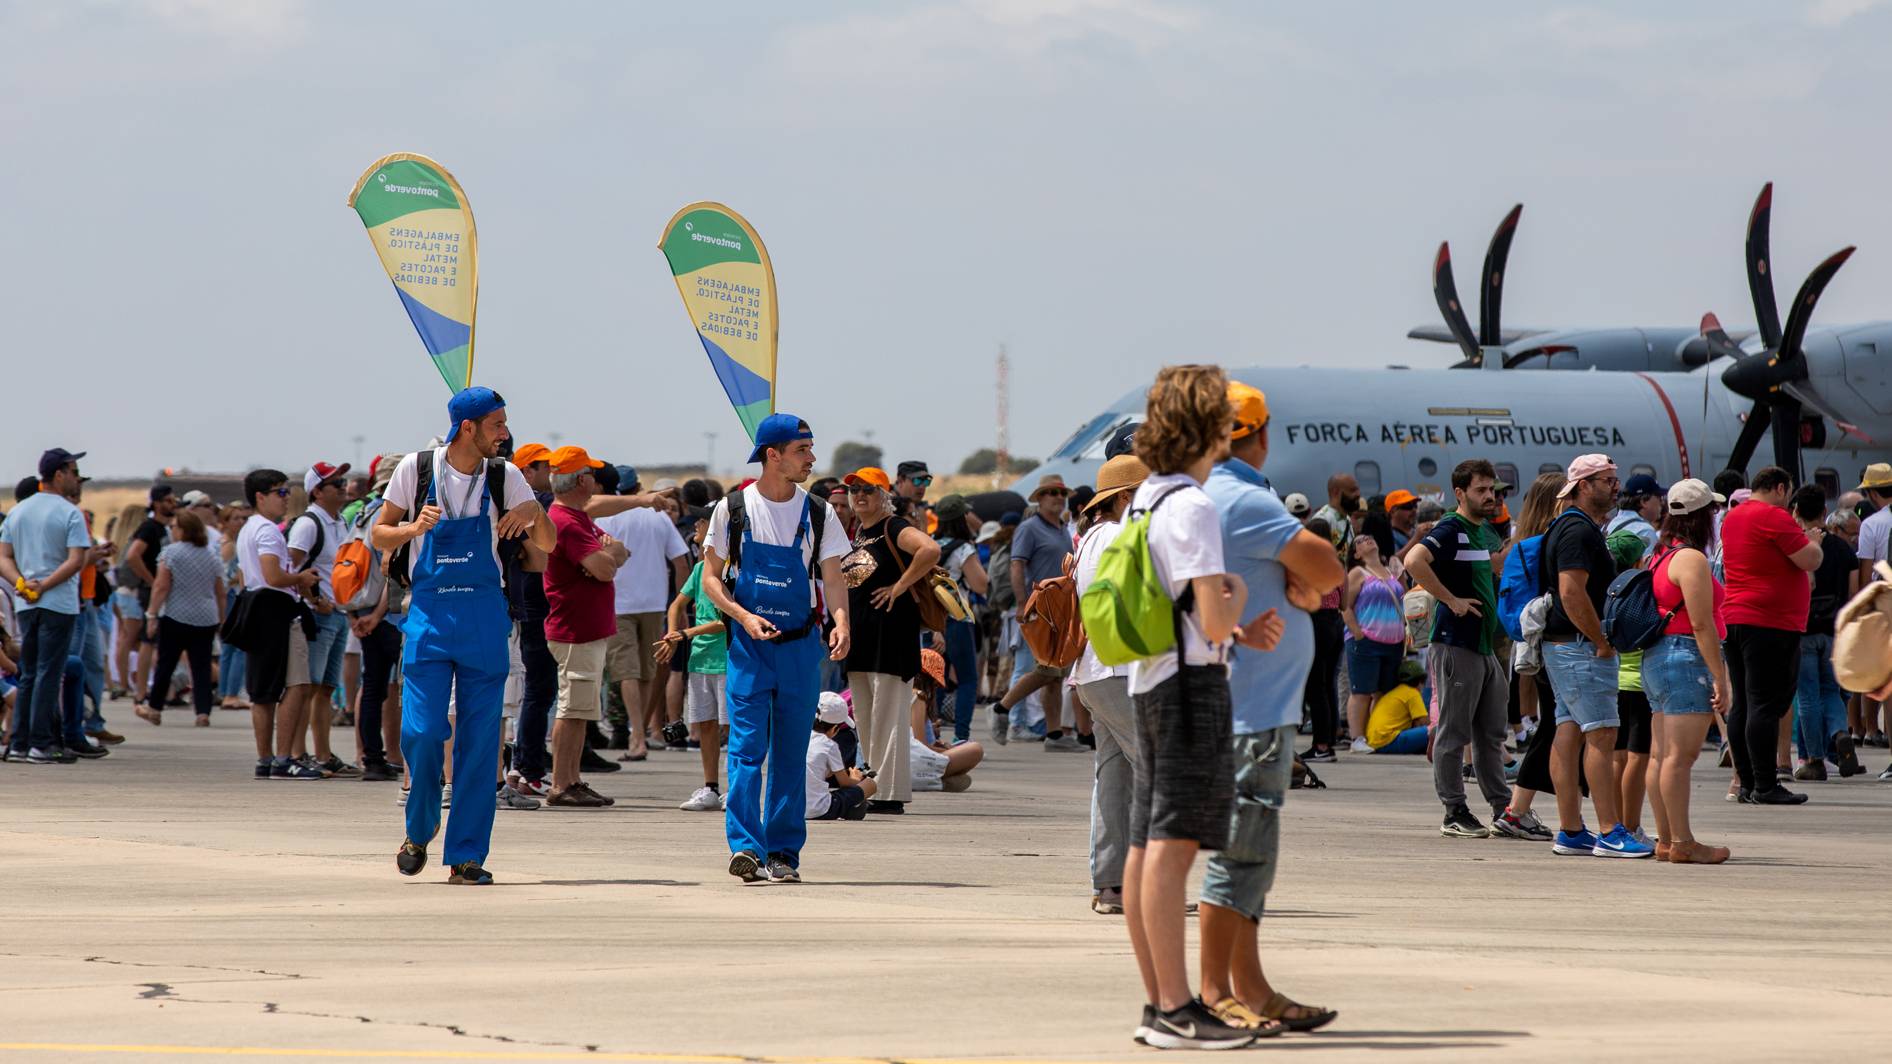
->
[911, 648, 984, 791]
[1365, 658, 1430, 755]
[808, 696, 875, 821]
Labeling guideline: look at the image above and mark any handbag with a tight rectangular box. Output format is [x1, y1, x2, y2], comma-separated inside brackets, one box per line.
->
[884, 523, 966, 633]
[219, 588, 263, 651]
[1021, 539, 1089, 670]
[1833, 561, 1892, 693]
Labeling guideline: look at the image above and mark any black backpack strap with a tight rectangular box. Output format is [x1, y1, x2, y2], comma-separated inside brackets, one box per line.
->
[726, 489, 748, 572]
[807, 492, 828, 565]
[484, 458, 510, 517]
[414, 448, 435, 511]
[292, 513, 323, 573]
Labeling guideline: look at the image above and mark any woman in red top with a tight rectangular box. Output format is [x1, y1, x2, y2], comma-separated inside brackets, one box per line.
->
[1641, 479, 1731, 864]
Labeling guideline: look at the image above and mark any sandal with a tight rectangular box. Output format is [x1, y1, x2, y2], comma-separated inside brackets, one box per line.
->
[135, 706, 162, 726]
[195, 715, 211, 728]
[1207, 998, 1285, 1039]
[1259, 990, 1338, 1033]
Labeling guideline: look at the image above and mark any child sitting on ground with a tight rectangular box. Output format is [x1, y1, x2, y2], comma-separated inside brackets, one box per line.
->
[911, 648, 984, 791]
[1366, 658, 1430, 755]
[808, 695, 875, 820]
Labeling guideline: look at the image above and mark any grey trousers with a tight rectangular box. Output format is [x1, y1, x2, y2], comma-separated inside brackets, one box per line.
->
[1080, 676, 1136, 892]
[848, 671, 913, 803]
[1428, 643, 1513, 812]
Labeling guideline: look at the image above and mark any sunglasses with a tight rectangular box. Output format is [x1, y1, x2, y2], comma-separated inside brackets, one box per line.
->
[271, 487, 292, 498]
[910, 475, 933, 487]
[1040, 489, 1069, 499]
[846, 484, 880, 495]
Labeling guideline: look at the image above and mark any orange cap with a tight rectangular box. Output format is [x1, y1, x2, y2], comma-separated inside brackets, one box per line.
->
[1497, 503, 1512, 524]
[512, 442, 552, 468]
[843, 467, 892, 491]
[548, 445, 605, 475]
[1228, 381, 1269, 439]
[1385, 489, 1419, 509]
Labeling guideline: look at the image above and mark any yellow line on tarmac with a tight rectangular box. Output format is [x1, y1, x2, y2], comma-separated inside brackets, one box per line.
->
[0, 1045, 1085, 1064]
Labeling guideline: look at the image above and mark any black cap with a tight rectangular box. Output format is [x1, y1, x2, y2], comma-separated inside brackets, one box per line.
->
[593, 463, 622, 496]
[149, 484, 175, 503]
[1104, 423, 1138, 460]
[14, 476, 39, 503]
[38, 448, 84, 481]
[896, 461, 930, 479]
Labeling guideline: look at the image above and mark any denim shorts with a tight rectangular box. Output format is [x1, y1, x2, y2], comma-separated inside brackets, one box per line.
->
[1642, 634, 1715, 715]
[304, 610, 349, 690]
[1200, 724, 1296, 921]
[1543, 638, 1621, 732]
[1345, 637, 1403, 695]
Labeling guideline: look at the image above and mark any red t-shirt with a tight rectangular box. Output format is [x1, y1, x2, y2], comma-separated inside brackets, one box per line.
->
[1719, 501, 1812, 631]
[544, 503, 615, 645]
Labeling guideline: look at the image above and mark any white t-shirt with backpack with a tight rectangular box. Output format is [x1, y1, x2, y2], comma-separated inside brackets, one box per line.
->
[1127, 473, 1232, 695]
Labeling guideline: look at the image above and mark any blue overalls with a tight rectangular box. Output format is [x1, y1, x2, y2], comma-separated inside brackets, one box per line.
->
[399, 474, 511, 866]
[725, 497, 824, 869]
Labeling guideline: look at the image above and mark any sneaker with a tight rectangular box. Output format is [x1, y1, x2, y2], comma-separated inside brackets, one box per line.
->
[1143, 998, 1256, 1051]
[397, 787, 409, 807]
[579, 746, 622, 773]
[1879, 764, 1892, 781]
[765, 856, 801, 883]
[1133, 1004, 1157, 1046]
[1749, 785, 1809, 805]
[24, 747, 61, 765]
[68, 738, 110, 759]
[1833, 732, 1863, 777]
[254, 758, 272, 780]
[1302, 747, 1337, 763]
[320, 755, 361, 778]
[1092, 888, 1125, 915]
[1630, 827, 1654, 848]
[679, 785, 722, 811]
[1793, 760, 1827, 782]
[396, 839, 428, 876]
[360, 759, 398, 782]
[728, 851, 766, 883]
[441, 783, 453, 808]
[866, 799, 906, 815]
[1492, 809, 1553, 841]
[271, 757, 323, 780]
[513, 776, 550, 799]
[447, 861, 494, 885]
[1552, 827, 1600, 855]
[1593, 824, 1655, 858]
[496, 785, 541, 811]
[1440, 805, 1490, 838]
[295, 755, 334, 778]
[1349, 737, 1373, 754]
[1044, 734, 1084, 752]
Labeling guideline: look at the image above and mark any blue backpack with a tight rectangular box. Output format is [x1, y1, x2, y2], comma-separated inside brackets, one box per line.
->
[1497, 532, 1548, 642]
[1602, 547, 1680, 652]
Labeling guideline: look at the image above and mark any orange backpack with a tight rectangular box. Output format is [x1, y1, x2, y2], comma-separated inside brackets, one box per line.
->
[1020, 550, 1087, 670]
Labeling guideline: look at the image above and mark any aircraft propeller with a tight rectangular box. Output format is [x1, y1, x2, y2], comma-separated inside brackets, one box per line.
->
[1708, 183, 1855, 480]
[1433, 204, 1522, 368]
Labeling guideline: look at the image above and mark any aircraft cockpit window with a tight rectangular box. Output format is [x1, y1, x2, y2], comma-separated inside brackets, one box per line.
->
[1815, 468, 1839, 500]
[1539, 463, 1561, 475]
[1354, 461, 1382, 496]
[1496, 464, 1521, 492]
[1048, 413, 1136, 462]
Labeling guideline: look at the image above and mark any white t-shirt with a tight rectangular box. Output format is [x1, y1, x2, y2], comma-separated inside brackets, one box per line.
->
[597, 508, 690, 615]
[287, 506, 348, 600]
[706, 485, 851, 607]
[205, 525, 224, 552]
[805, 732, 846, 817]
[1072, 519, 1130, 686]
[1127, 473, 1231, 695]
[383, 448, 537, 571]
[237, 515, 295, 599]
[943, 541, 977, 595]
[1859, 508, 1892, 572]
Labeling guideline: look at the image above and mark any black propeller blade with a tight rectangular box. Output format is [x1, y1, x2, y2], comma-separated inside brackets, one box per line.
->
[1698, 313, 1746, 361]
[1432, 242, 1481, 366]
[1479, 204, 1522, 347]
[1746, 182, 1783, 349]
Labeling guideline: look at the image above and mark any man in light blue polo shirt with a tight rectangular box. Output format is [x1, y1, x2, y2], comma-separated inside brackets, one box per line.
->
[1197, 384, 1345, 1036]
[0, 448, 101, 763]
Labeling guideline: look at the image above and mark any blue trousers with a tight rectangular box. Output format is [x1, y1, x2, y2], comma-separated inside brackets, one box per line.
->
[10, 608, 78, 754]
[77, 602, 106, 728]
[400, 651, 507, 867]
[1374, 725, 1430, 755]
[219, 586, 247, 699]
[1793, 633, 1847, 762]
[939, 619, 978, 743]
[725, 634, 821, 868]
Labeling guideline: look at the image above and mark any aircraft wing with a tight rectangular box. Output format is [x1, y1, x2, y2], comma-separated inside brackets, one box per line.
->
[1407, 325, 1548, 345]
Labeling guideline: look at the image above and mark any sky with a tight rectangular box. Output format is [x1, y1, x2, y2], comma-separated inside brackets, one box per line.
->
[6, 0, 1892, 478]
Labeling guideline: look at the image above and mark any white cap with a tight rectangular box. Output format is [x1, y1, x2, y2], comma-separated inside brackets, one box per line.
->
[1283, 492, 1311, 516]
[816, 692, 851, 725]
[1666, 478, 1726, 515]
[975, 520, 1002, 544]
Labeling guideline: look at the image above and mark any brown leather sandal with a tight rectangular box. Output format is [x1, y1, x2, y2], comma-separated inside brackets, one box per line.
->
[1259, 990, 1338, 1033]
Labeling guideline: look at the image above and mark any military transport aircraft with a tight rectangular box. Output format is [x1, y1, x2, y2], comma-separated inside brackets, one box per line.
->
[1025, 184, 1892, 502]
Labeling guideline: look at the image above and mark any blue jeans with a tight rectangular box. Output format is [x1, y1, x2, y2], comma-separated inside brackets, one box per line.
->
[11, 608, 79, 754]
[1794, 633, 1847, 762]
[1374, 725, 1429, 754]
[1543, 638, 1621, 732]
[939, 619, 978, 743]
[77, 601, 107, 730]
[219, 586, 247, 699]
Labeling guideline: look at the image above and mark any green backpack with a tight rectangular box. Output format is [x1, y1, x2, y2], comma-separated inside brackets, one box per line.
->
[1081, 487, 1195, 666]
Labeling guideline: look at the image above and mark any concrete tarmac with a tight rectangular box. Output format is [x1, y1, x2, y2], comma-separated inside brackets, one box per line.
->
[3, 708, 1889, 1063]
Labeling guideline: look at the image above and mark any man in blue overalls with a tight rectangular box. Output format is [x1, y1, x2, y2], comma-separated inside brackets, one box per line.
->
[373, 387, 555, 885]
[701, 414, 851, 884]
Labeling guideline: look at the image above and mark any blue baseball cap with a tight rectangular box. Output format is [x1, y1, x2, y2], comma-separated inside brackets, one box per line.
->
[747, 412, 813, 463]
[615, 465, 639, 494]
[1622, 473, 1665, 497]
[445, 387, 506, 443]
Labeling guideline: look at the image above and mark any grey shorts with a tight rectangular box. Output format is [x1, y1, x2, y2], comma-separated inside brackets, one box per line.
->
[1200, 725, 1296, 921]
[1129, 666, 1234, 851]
[685, 672, 727, 725]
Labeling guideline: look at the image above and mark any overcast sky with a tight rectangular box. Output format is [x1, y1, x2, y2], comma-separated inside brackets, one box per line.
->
[6, 1, 1892, 478]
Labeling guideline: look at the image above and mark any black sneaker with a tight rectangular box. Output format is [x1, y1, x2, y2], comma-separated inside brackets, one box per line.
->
[448, 861, 494, 885]
[728, 851, 765, 883]
[254, 758, 272, 780]
[1833, 732, 1863, 777]
[1441, 804, 1491, 838]
[360, 758, 397, 782]
[271, 758, 323, 780]
[765, 856, 801, 883]
[1301, 747, 1337, 763]
[1879, 764, 1892, 782]
[579, 746, 622, 774]
[320, 755, 361, 778]
[396, 839, 428, 876]
[1144, 998, 1256, 1051]
[68, 739, 110, 760]
[866, 799, 906, 815]
[1750, 786, 1810, 805]
[1133, 1004, 1157, 1045]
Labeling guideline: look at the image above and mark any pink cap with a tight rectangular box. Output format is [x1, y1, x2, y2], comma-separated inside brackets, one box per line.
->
[1556, 454, 1617, 498]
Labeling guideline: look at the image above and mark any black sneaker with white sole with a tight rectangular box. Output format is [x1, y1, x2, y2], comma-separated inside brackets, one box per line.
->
[728, 851, 766, 883]
[1133, 1004, 1157, 1045]
[766, 856, 801, 883]
[1441, 804, 1491, 838]
[1143, 998, 1255, 1051]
